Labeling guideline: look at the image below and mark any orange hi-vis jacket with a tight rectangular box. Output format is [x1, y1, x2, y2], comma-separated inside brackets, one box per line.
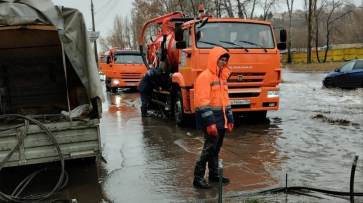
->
[194, 47, 234, 130]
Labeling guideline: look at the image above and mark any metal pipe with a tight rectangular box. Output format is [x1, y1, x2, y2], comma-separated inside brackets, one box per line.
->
[218, 159, 223, 203]
[350, 155, 359, 203]
[151, 99, 171, 109]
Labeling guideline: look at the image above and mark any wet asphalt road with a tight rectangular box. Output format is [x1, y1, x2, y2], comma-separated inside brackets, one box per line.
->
[97, 70, 363, 202]
[0, 71, 362, 203]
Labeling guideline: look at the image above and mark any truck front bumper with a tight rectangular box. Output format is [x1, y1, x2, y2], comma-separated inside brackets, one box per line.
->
[110, 78, 140, 88]
[228, 87, 280, 112]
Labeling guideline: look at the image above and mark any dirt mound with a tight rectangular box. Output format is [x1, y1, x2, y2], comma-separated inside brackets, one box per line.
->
[311, 114, 350, 125]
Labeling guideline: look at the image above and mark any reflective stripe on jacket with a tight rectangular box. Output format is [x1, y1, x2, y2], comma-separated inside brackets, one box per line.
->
[194, 47, 234, 130]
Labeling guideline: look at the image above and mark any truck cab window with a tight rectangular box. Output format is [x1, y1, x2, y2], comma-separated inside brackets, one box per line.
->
[101, 56, 107, 63]
[195, 22, 275, 49]
[114, 55, 144, 64]
[183, 29, 192, 48]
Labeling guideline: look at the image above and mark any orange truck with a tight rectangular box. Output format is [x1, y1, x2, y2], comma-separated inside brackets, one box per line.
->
[139, 5, 286, 126]
[99, 47, 148, 93]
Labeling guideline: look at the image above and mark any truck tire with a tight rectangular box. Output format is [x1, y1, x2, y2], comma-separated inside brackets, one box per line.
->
[111, 87, 118, 93]
[106, 78, 111, 92]
[173, 90, 188, 126]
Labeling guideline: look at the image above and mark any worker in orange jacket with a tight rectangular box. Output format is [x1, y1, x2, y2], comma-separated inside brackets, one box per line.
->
[193, 47, 234, 189]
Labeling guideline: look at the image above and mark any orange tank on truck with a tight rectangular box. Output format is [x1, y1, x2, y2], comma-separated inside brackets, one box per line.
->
[99, 47, 148, 93]
[139, 5, 287, 126]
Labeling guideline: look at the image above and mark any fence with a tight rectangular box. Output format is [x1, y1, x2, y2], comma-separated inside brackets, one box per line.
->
[281, 48, 363, 63]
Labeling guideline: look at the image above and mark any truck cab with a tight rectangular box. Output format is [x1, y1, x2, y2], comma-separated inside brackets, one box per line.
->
[140, 6, 286, 126]
[99, 49, 148, 93]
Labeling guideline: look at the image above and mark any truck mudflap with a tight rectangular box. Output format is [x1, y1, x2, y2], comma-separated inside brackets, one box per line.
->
[0, 120, 101, 168]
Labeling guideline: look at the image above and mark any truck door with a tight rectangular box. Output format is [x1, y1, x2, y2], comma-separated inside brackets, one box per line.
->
[99, 55, 113, 78]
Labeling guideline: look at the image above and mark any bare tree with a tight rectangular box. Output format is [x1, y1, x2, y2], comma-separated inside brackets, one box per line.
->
[249, 0, 259, 18]
[305, 0, 313, 63]
[224, 0, 234, 17]
[260, 0, 278, 20]
[323, 0, 352, 62]
[312, 0, 325, 63]
[235, 0, 245, 18]
[350, 5, 363, 42]
[286, 0, 294, 63]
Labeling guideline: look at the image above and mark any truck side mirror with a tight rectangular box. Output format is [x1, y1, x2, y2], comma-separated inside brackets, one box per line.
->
[280, 29, 287, 42]
[106, 56, 111, 64]
[277, 42, 286, 50]
[176, 41, 187, 49]
[174, 27, 183, 42]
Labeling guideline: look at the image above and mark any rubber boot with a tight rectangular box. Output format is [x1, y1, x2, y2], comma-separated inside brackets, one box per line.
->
[193, 161, 211, 189]
[141, 107, 150, 117]
[208, 156, 229, 183]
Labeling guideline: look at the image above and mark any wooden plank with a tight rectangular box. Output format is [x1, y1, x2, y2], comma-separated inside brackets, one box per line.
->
[23, 128, 98, 148]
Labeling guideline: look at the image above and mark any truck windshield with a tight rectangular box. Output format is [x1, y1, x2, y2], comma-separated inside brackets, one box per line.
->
[195, 22, 275, 49]
[114, 54, 144, 64]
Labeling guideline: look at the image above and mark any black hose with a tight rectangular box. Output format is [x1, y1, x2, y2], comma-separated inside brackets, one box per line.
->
[224, 155, 362, 200]
[0, 114, 68, 202]
[350, 155, 359, 203]
[50, 199, 70, 203]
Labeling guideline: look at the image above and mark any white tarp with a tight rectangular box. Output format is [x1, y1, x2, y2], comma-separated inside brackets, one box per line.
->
[0, 0, 105, 102]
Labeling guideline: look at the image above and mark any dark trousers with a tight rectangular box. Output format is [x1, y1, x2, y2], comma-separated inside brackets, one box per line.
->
[140, 90, 150, 108]
[194, 129, 226, 180]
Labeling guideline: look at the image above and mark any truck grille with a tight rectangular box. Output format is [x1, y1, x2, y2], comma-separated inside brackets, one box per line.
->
[228, 92, 260, 98]
[120, 73, 142, 78]
[228, 72, 265, 83]
[231, 104, 251, 109]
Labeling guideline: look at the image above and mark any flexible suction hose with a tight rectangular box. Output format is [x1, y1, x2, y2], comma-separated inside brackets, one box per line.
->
[0, 114, 68, 202]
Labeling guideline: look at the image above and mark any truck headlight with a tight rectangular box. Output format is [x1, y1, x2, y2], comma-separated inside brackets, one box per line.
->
[113, 80, 119, 85]
[267, 90, 279, 97]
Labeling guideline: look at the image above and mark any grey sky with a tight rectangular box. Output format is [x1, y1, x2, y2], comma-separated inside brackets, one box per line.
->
[52, 0, 133, 38]
[51, 0, 360, 39]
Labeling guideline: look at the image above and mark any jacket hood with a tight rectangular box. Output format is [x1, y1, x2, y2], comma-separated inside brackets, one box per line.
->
[207, 47, 229, 75]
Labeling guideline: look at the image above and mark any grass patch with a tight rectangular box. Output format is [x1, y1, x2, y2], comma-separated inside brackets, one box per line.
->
[282, 61, 346, 71]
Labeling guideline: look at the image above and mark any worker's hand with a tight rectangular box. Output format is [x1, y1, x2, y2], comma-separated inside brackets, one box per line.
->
[227, 123, 234, 133]
[206, 124, 218, 136]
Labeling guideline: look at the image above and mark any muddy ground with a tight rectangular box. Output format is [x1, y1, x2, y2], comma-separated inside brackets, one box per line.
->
[0, 71, 362, 203]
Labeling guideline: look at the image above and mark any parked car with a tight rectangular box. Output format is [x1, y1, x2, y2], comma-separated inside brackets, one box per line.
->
[320, 45, 332, 51]
[322, 59, 363, 88]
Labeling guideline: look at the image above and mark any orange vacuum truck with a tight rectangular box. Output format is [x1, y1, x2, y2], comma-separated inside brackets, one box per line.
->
[99, 47, 148, 93]
[139, 5, 286, 126]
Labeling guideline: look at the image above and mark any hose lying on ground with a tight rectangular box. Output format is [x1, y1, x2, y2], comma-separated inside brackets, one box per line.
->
[0, 114, 68, 203]
[185, 156, 362, 203]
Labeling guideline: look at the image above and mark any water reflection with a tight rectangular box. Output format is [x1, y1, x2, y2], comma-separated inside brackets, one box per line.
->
[99, 89, 286, 202]
[98, 73, 363, 202]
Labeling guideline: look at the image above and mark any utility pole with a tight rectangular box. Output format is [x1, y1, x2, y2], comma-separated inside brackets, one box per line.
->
[91, 0, 99, 67]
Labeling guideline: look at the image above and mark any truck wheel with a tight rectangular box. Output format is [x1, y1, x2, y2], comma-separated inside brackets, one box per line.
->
[106, 78, 111, 92]
[111, 87, 118, 93]
[173, 90, 187, 126]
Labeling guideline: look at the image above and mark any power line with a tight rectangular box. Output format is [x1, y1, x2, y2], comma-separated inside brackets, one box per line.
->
[95, 0, 112, 14]
[95, 0, 119, 26]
